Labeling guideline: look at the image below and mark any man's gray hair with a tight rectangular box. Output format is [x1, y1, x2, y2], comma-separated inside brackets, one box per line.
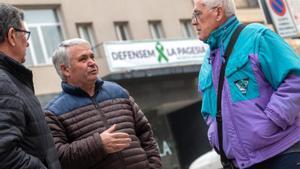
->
[52, 38, 91, 81]
[202, 0, 236, 17]
[0, 3, 24, 43]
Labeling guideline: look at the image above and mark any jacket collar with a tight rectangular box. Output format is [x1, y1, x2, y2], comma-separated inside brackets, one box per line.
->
[206, 15, 240, 51]
[0, 52, 34, 92]
[62, 78, 104, 97]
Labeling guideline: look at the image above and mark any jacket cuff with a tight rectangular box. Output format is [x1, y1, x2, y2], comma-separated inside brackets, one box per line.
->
[93, 133, 108, 158]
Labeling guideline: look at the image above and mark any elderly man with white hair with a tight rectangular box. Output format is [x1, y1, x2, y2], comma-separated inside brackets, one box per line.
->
[193, 0, 300, 169]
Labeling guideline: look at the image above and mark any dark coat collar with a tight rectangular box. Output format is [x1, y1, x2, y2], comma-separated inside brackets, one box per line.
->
[0, 52, 34, 92]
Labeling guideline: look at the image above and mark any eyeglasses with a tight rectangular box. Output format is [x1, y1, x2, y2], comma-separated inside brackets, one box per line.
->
[14, 28, 31, 41]
[192, 6, 218, 23]
[192, 11, 201, 23]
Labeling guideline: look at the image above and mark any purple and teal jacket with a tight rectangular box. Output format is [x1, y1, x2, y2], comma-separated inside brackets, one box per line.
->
[198, 16, 300, 168]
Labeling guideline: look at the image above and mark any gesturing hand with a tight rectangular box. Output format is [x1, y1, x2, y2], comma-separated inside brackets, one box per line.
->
[100, 124, 131, 154]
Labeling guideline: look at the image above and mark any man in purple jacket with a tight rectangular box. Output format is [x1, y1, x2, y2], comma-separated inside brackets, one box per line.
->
[194, 0, 300, 168]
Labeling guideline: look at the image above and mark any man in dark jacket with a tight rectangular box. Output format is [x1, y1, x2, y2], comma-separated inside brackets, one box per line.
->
[44, 38, 162, 169]
[0, 3, 61, 169]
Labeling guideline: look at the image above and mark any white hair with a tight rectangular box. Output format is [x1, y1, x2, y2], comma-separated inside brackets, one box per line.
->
[52, 38, 91, 81]
[202, 0, 236, 17]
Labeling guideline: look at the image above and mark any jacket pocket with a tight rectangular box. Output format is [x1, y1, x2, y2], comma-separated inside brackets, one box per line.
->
[225, 55, 259, 103]
[242, 103, 282, 151]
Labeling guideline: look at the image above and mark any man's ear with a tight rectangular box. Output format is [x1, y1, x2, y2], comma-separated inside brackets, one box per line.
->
[60, 64, 70, 78]
[7, 27, 16, 47]
[215, 6, 226, 22]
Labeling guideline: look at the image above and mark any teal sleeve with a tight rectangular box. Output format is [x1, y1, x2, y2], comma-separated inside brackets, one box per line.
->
[198, 48, 211, 92]
[198, 48, 217, 119]
[258, 29, 300, 89]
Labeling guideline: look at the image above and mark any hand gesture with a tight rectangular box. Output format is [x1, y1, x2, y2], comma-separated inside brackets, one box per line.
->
[100, 124, 131, 154]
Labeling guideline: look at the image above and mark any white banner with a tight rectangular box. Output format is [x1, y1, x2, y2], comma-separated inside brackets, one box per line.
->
[103, 39, 209, 73]
[266, 0, 298, 37]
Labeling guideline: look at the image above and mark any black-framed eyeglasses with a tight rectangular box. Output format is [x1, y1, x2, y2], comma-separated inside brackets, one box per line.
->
[14, 28, 31, 41]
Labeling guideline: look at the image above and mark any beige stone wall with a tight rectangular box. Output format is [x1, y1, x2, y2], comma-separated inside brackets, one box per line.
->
[235, 0, 249, 8]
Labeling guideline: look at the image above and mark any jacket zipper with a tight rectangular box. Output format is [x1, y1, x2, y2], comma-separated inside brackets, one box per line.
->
[90, 97, 126, 169]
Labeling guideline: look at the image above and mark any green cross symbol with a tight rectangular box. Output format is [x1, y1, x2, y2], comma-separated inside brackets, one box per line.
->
[155, 41, 169, 63]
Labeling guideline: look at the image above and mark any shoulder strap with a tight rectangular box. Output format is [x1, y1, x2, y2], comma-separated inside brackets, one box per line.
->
[216, 24, 245, 168]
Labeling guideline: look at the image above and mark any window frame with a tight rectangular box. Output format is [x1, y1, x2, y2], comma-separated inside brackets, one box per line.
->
[180, 19, 196, 38]
[114, 21, 132, 41]
[24, 8, 64, 66]
[76, 23, 98, 52]
[148, 20, 165, 39]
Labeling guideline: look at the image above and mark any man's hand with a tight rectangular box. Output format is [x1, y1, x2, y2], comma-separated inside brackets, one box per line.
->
[100, 124, 131, 154]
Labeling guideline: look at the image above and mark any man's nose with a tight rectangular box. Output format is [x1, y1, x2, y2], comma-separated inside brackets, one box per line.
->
[88, 58, 96, 65]
[192, 18, 198, 25]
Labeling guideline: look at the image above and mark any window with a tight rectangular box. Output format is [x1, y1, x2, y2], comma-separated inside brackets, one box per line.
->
[77, 23, 97, 52]
[148, 21, 165, 39]
[180, 19, 196, 38]
[24, 9, 63, 66]
[114, 22, 131, 41]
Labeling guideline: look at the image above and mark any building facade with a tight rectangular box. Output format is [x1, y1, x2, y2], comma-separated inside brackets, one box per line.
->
[3, 0, 294, 169]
